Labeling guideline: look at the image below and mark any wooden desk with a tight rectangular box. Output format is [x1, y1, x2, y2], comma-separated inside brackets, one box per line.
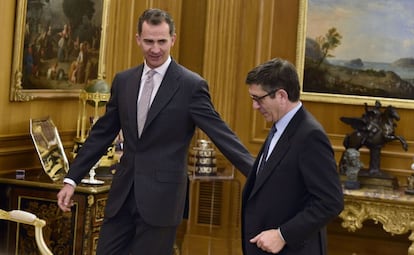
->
[0, 170, 111, 255]
[339, 188, 414, 255]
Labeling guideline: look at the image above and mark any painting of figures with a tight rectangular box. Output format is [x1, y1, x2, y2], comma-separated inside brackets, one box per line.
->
[11, 0, 109, 101]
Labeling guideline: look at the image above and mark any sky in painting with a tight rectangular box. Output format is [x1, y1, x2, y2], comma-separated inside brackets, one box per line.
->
[306, 0, 414, 63]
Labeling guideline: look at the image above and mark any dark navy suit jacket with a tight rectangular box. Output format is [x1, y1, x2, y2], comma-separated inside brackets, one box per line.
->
[242, 107, 344, 255]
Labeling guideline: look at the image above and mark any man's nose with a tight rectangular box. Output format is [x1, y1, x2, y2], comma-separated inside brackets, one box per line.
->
[151, 44, 161, 53]
[252, 100, 260, 109]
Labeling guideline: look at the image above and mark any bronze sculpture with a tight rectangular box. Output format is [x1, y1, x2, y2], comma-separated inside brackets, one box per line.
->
[340, 100, 407, 179]
[339, 148, 363, 189]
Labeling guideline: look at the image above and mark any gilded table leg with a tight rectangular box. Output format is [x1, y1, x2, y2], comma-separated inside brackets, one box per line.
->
[408, 222, 414, 255]
[173, 243, 180, 255]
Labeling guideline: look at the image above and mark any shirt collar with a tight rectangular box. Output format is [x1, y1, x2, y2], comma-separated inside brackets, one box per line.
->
[143, 56, 171, 77]
[274, 101, 302, 134]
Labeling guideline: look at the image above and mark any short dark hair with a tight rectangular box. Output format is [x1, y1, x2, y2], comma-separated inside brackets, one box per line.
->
[245, 58, 300, 101]
[137, 8, 175, 36]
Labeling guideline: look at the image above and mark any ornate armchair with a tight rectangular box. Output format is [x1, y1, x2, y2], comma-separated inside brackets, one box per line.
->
[0, 209, 53, 255]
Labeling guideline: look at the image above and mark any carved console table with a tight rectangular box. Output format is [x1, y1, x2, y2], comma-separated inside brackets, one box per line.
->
[0, 169, 111, 255]
[339, 188, 414, 255]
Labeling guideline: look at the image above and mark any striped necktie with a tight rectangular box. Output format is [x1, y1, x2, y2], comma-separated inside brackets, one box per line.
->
[137, 70, 156, 137]
[257, 125, 277, 175]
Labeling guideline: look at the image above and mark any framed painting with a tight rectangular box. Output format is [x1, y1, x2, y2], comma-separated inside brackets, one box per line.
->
[10, 0, 110, 101]
[296, 0, 414, 109]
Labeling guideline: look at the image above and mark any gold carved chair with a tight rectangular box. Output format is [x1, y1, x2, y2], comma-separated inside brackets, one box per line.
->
[0, 209, 53, 255]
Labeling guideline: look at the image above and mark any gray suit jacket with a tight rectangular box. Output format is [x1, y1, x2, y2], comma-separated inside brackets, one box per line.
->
[66, 60, 254, 227]
[241, 107, 343, 255]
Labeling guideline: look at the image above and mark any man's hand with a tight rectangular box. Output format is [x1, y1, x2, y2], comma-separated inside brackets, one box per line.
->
[250, 228, 286, 254]
[57, 183, 75, 212]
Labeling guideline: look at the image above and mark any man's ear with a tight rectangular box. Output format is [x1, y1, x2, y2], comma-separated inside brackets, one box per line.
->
[171, 33, 177, 46]
[136, 33, 141, 46]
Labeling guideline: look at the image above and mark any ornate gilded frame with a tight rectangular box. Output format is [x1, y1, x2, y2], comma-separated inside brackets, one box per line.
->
[296, 0, 414, 109]
[10, 0, 110, 101]
[30, 117, 69, 182]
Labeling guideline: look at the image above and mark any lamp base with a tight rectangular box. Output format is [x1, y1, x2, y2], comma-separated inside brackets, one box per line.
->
[81, 178, 104, 185]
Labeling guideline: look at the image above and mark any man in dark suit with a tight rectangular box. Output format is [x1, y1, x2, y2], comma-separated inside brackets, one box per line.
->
[242, 58, 343, 255]
[57, 8, 253, 255]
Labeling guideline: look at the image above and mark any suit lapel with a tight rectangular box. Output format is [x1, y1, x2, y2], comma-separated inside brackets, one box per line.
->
[144, 61, 180, 133]
[249, 135, 290, 198]
[127, 65, 143, 141]
[248, 107, 305, 199]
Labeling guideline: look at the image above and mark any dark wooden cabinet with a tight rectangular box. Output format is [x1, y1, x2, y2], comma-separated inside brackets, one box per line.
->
[0, 170, 111, 255]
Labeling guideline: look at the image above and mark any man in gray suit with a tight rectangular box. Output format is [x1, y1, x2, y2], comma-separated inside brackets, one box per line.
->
[242, 58, 343, 255]
[57, 8, 253, 255]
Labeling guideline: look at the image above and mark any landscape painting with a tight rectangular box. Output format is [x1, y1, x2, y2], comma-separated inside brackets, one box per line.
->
[297, 0, 414, 108]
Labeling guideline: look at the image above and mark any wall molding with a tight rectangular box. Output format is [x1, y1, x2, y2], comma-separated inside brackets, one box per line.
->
[0, 131, 76, 170]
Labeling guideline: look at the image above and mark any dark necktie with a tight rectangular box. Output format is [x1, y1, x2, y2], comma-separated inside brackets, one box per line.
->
[137, 70, 156, 137]
[257, 125, 277, 175]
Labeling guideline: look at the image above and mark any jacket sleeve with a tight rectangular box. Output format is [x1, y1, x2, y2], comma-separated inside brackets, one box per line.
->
[188, 79, 254, 176]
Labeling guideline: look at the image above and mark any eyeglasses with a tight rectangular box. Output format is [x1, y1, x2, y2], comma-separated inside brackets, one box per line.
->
[250, 89, 278, 104]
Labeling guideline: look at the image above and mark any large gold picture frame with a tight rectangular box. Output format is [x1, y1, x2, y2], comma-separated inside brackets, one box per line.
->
[296, 0, 414, 109]
[10, 0, 110, 101]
